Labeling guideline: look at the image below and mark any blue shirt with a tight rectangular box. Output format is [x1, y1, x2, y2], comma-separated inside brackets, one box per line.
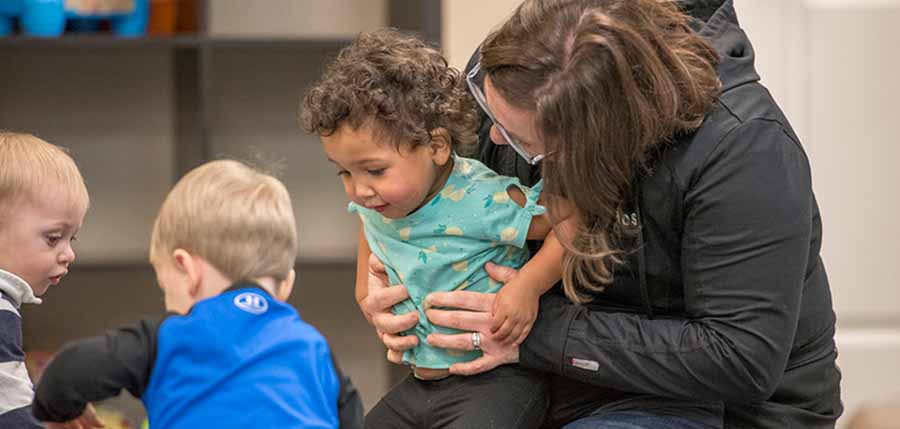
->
[33, 284, 362, 428]
[142, 286, 341, 428]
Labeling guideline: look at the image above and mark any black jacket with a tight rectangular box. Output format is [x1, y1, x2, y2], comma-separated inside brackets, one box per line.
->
[469, 1, 842, 427]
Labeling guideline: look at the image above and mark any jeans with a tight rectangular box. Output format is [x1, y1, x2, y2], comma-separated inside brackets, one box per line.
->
[364, 365, 548, 429]
[564, 410, 720, 429]
[538, 375, 723, 429]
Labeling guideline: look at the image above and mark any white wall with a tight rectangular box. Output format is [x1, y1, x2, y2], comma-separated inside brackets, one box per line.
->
[442, 0, 521, 70]
[208, 0, 387, 38]
[738, 1, 900, 425]
[0, 47, 175, 264]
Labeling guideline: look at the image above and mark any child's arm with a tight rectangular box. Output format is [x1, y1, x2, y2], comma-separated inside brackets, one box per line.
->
[492, 187, 574, 345]
[32, 319, 160, 424]
[355, 225, 374, 325]
[0, 305, 48, 427]
[507, 186, 571, 241]
[490, 230, 565, 345]
[42, 404, 103, 429]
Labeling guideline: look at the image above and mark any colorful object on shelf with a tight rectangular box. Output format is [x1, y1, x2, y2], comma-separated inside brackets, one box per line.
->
[147, 0, 175, 35]
[147, 0, 198, 35]
[0, 0, 149, 37]
[173, 0, 196, 33]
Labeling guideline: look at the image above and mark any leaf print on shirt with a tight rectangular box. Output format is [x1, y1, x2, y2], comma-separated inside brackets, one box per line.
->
[452, 260, 468, 272]
[440, 185, 467, 202]
[399, 227, 411, 241]
[504, 245, 519, 261]
[417, 245, 437, 263]
[454, 159, 473, 175]
[483, 190, 512, 208]
[499, 227, 518, 242]
[434, 224, 464, 236]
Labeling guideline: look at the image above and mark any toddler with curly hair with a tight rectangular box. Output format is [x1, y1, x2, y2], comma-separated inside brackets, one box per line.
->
[300, 28, 569, 428]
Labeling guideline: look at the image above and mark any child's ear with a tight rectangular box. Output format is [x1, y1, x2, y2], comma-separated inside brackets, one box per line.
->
[172, 249, 202, 297]
[275, 269, 296, 301]
[429, 128, 452, 166]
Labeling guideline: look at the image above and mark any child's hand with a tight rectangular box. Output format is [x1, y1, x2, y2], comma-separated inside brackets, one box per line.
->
[490, 279, 541, 346]
[44, 403, 105, 429]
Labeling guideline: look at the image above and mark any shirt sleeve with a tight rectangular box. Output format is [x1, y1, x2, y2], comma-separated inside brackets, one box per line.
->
[477, 178, 545, 249]
[32, 317, 166, 422]
[519, 120, 814, 402]
[0, 302, 43, 428]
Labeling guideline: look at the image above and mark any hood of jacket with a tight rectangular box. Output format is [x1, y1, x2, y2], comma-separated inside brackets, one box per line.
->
[679, 0, 761, 93]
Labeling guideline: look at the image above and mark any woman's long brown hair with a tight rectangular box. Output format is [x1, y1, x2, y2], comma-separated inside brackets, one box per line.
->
[481, 0, 721, 303]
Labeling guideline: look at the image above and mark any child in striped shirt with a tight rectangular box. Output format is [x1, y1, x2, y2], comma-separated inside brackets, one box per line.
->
[0, 131, 90, 428]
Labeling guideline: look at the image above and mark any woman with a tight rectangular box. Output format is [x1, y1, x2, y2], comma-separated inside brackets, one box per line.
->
[362, 0, 842, 427]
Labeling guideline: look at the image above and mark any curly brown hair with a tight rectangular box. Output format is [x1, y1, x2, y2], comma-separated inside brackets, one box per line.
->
[299, 28, 479, 153]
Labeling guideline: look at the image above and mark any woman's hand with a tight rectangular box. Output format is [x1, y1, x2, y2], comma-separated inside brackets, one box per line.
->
[425, 262, 522, 376]
[44, 403, 104, 429]
[361, 253, 419, 364]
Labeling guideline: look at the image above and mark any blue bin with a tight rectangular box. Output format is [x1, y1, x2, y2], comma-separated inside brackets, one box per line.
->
[22, 0, 66, 37]
[0, 0, 23, 36]
[0, 0, 148, 37]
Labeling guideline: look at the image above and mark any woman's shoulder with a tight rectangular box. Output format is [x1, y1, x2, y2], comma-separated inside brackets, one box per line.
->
[661, 87, 809, 191]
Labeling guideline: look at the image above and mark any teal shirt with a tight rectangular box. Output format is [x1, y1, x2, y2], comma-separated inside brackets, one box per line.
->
[350, 156, 544, 369]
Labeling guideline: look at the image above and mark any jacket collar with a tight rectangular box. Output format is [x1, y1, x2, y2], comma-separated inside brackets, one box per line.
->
[684, 0, 761, 92]
[0, 269, 42, 308]
[677, 0, 726, 23]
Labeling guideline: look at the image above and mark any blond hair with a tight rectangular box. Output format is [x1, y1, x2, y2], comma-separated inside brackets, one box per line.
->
[149, 160, 297, 283]
[0, 131, 90, 221]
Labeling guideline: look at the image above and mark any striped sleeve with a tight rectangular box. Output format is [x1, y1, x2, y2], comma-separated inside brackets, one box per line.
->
[0, 295, 43, 428]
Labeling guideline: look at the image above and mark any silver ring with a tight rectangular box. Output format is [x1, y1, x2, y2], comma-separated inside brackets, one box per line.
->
[472, 332, 482, 351]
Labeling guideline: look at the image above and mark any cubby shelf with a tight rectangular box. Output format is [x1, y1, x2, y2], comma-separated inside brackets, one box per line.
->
[0, 34, 354, 49]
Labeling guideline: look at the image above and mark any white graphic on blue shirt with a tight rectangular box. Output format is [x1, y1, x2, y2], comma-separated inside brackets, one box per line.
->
[234, 292, 269, 315]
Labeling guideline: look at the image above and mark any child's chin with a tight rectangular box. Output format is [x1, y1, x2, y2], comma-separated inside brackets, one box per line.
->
[383, 208, 411, 219]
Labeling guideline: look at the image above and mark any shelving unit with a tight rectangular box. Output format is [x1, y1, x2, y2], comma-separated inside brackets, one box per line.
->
[0, 0, 440, 264]
[1, 0, 441, 417]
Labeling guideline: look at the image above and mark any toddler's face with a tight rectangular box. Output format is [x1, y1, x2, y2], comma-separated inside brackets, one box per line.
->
[322, 123, 446, 219]
[0, 189, 85, 296]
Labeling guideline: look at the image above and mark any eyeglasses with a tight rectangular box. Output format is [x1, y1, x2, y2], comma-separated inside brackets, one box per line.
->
[466, 62, 547, 165]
